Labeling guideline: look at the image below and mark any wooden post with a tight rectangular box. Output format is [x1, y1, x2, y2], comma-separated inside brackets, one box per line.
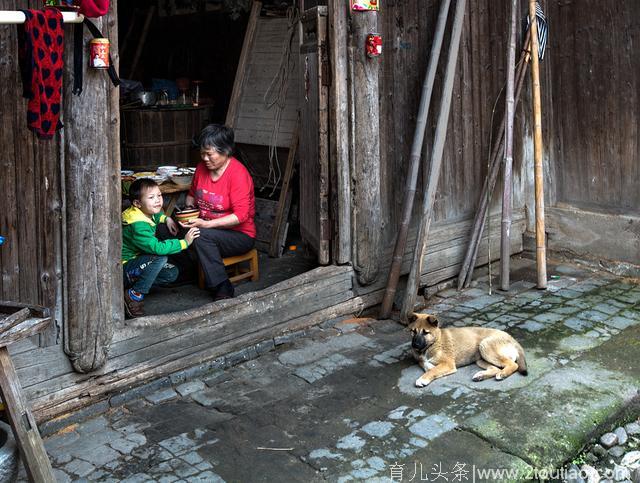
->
[349, 6, 381, 285]
[529, 0, 547, 289]
[62, 6, 120, 373]
[317, 10, 331, 266]
[400, 0, 467, 321]
[499, 0, 518, 291]
[328, 0, 351, 264]
[379, 0, 451, 319]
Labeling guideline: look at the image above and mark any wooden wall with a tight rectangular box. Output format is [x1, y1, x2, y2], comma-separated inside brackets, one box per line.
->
[0, 1, 122, 366]
[0, 0, 63, 345]
[545, 0, 639, 212]
[378, 0, 527, 249]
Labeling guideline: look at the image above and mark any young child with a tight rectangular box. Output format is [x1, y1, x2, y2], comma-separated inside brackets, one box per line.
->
[122, 178, 199, 318]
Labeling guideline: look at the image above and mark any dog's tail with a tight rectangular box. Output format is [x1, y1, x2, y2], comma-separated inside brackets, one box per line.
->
[515, 343, 528, 376]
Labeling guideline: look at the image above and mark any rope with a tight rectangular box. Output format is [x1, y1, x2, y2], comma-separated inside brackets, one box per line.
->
[262, 6, 299, 197]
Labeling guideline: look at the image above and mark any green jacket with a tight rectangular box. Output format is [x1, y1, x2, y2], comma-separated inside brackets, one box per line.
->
[122, 207, 187, 264]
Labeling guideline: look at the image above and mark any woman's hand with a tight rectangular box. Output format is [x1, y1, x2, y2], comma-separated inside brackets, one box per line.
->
[179, 217, 209, 229]
[184, 227, 200, 246]
[166, 217, 179, 236]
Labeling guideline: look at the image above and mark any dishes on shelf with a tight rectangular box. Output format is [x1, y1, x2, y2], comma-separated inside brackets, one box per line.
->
[170, 174, 193, 187]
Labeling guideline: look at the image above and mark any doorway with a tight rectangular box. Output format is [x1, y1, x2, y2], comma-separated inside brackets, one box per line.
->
[116, 0, 325, 316]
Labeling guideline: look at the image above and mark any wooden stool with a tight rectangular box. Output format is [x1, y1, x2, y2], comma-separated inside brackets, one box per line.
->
[198, 248, 259, 289]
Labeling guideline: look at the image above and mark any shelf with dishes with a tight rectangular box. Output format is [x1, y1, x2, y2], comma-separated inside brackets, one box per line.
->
[121, 166, 195, 185]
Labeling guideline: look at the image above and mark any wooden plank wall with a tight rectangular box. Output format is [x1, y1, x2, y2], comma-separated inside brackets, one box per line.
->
[545, 0, 639, 212]
[233, 16, 300, 147]
[0, 0, 62, 341]
[378, 1, 527, 247]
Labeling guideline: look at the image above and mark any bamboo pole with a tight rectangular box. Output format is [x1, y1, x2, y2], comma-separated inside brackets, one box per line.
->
[400, 0, 467, 322]
[457, 29, 531, 290]
[529, 0, 547, 289]
[378, 0, 452, 319]
[499, 0, 518, 291]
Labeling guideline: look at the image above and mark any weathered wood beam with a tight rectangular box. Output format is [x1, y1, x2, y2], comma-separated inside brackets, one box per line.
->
[0, 348, 55, 482]
[0, 308, 29, 335]
[62, 6, 121, 373]
[0, 301, 49, 318]
[328, 0, 351, 264]
[349, 6, 382, 285]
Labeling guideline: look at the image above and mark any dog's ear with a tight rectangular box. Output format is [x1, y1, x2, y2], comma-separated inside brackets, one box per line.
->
[426, 314, 439, 327]
[406, 312, 418, 329]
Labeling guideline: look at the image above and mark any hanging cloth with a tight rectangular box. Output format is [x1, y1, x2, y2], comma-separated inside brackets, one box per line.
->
[72, 18, 120, 95]
[79, 0, 110, 18]
[17, 8, 65, 139]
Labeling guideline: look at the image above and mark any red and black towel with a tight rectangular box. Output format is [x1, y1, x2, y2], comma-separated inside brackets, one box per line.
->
[17, 8, 65, 139]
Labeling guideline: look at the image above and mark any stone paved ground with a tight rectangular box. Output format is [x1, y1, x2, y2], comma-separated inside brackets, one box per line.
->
[19, 258, 640, 482]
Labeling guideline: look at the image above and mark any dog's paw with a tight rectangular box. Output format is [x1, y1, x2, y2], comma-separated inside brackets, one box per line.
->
[472, 371, 485, 382]
[495, 373, 505, 381]
[415, 377, 430, 388]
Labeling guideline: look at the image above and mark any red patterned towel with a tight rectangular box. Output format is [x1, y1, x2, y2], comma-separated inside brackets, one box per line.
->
[17, 8, 65, 139]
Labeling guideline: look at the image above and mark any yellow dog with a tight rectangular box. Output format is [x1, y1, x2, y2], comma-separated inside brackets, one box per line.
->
[408, 312, 528, 388]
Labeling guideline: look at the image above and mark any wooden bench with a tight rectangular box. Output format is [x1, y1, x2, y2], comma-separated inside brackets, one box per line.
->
[198, 248, 259, 289]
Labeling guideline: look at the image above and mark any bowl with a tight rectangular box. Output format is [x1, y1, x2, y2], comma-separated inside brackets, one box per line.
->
[157, 165, 178, 175]
[175, 208, 199, 223]
[170, 174, 193, 187]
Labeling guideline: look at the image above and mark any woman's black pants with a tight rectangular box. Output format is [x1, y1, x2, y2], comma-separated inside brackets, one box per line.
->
[193, 228, 255, 289]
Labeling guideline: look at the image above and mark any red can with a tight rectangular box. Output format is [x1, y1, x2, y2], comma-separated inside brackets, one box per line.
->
[89, 38, 110, 69]
[366, 33, 382, 58]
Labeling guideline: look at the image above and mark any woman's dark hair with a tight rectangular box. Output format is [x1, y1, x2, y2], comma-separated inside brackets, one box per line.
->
[129, 178, 159, 203]
[198, 124, 235, 157]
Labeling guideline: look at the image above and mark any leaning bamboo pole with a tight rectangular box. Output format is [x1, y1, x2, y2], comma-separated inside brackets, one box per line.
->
[500, 0, 518, 291]
[378, 0, 452, 319]
[529, 0, 547, 289]
[457, 29, 531, 289]
[400, 0, 467, 322]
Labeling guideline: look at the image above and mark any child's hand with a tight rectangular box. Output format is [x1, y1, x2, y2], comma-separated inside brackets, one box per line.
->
[166, 217, 179, 236]
[184, 227, 200, 246]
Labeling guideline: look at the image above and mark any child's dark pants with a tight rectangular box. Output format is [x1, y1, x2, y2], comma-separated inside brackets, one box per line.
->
[124, 255, 178, 294]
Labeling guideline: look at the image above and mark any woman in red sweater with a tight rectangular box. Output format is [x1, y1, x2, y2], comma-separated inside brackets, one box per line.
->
[180, 124, 256, 300]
